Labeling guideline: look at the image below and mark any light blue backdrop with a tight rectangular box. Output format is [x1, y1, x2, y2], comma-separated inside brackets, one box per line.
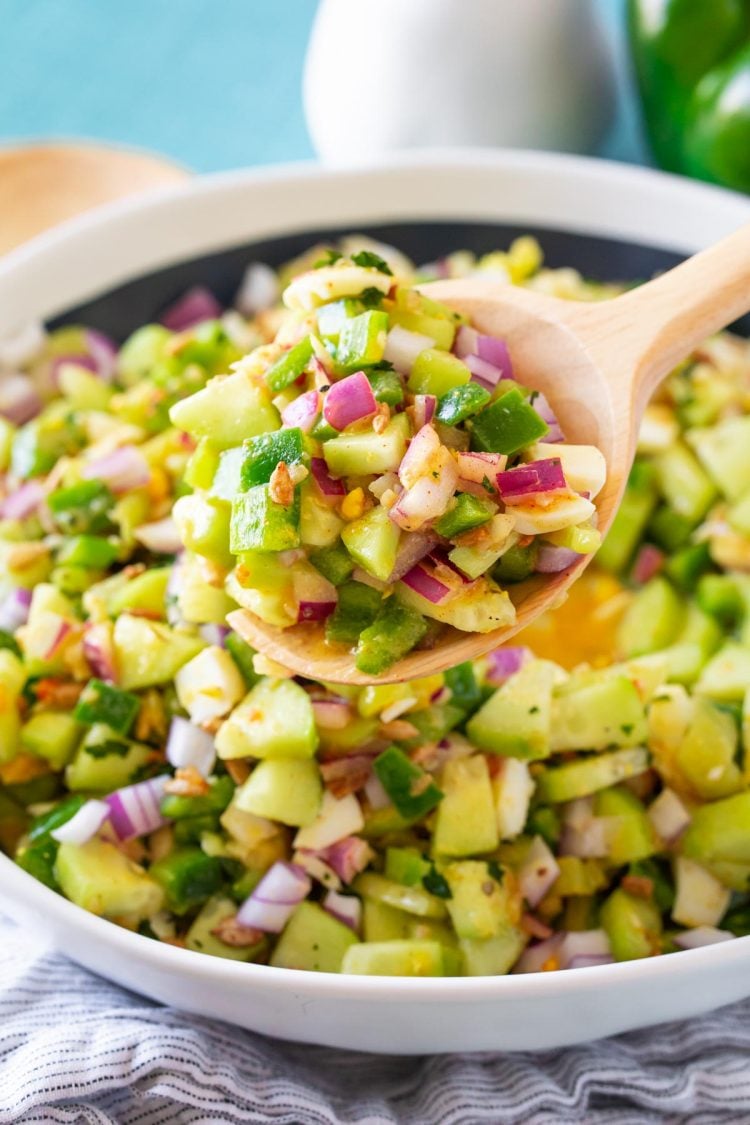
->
[0, 0, 645, 171]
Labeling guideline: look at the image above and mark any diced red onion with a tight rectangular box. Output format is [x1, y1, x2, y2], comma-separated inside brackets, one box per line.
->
[632, 544, 665, 585]
[0, 373, 43, 425]
[533, 392, 565, 443]
[50, 799, 111, 845]
[105, 776, 169, 841]
[134, 517, 182, 554]
[398, 424, 441, 487]
[298, 600, 337, 623]
[293, 849, 341, 889]
[1, 480, 45, 520]
[236, 862, 311, 933]
[454, 325, 479, 358]
[310, 457, 346, 499]
[198, 623, 229, 647]
[558, 929, 613, 970]
[278, 548, 306, 567]
[0, 321, 46, 370]
[82, 445, 151, 494]
[518, 836, 560, 908]
[430, 685, 452, 705]
[364, 773, 390, 810]
[412, 394, 436, 430]
[323, 889, 362, 932]
[282, 390, 320, 433]
[85, 329, 118, 381]
[427, 548, 472, 583]
[311, 699, 352, 730]
[0, 587, 32, 632]
[235, 262, 279, 316]
[323, 371, 377, 431]
[43, 615, 72, 660]
[535, 545, 583, 574]
[317, 836, 373, 884]
[161, 287, 222, 331]
[513, 933, 563, 974]
[464, 353, 505, 388]
[485, 646, 530, 685]
[83, 622, 118, 682]
[497, 458, 567, 500]
[648, 788, 691, 844]
[390, 461, 458, 530]
[476, 335, 513, 378]
[400, 563, 452, 604]
[456, 451, 504, 488]
[673, 927, 735, 950]
[166, 716, 216, 777]
[383, 325, 435, 374]
[380, 696, 418, 724]
[387, 530, 439, 583]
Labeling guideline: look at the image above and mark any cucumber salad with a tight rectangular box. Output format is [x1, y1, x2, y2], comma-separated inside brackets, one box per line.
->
[169, 244, 606, 675]
[0, 236, 749, 977]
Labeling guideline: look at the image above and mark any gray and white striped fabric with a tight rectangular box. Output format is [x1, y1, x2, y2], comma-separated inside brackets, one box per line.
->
[2, 916, 749, 1125]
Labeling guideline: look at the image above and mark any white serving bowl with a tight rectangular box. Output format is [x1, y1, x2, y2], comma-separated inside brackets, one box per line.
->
[1, 150, 749, 1054]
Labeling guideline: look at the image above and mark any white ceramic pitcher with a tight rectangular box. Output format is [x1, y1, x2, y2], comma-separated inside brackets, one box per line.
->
[304, 0, 616, 163]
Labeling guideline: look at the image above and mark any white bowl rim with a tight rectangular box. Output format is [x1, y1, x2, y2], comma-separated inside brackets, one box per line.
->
[2, 146, 750, 1008]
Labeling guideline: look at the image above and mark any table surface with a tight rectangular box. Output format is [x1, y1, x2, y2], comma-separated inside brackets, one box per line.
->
[0, 0, 646, 173]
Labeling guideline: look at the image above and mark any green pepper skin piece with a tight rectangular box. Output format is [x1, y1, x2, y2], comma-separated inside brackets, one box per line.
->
[149, 847, 224, 914]
[47, 480, 115, 535]
[373, 746, 444, 820]
[310, 542, 355, 587]
[435, 494, 494, 539]
[16, 837, 60, 890]
[325, 581, 381, 645]
[469, 387, 548, 455]
[160, 776, 234, 820]
[239, 428, 305, 489]
[28, 794, 88, 842]
[436, 383, 491, 426]
[366, 368, 405, 406]
[355, 596, 428, 676]
[264, 337, 313, 392]
[628, 0, 750, 190]
[73, 679, 141, 737]
[57, 535, 120, 569]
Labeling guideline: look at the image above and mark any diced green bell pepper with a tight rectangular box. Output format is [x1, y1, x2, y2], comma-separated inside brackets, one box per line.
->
[470, 387, 549, 455]
[47, 480, 114, 535]
[325, 580, 381, 645]
[149, 847, 224, 914]
[73, 679, 140, 736]
[366, 367, 404, 407]
[239, 428, 305, 489]
[435, 493, 494, 539]
[373, 745, 443, 820]
[436, 383, 491, 426]
[264, 336, 313, 392]
[337, 311, 388, 368]
[354, 595, 428, 676]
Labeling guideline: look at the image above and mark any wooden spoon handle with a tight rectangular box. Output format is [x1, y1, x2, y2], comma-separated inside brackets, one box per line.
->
[566, 222, 750, 415]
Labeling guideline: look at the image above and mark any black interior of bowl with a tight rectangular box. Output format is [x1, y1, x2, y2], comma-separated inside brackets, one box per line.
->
[49, 221, 750, 337]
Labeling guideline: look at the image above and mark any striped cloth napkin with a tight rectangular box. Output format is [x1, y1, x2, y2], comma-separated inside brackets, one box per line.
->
[1, 915, 749, 1124]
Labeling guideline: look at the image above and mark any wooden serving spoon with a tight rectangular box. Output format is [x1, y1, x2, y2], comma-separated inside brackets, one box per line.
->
[229, 223, 750, 684]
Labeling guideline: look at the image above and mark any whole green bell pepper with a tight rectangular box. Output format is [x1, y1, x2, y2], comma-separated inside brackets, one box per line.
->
[628, 0, 750, 193]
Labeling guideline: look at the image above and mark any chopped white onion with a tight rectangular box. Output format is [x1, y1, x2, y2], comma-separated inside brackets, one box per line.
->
[166, 716, 216, 777]
[134, 517, 182, 554]
[648, 788, 691, 844]
[558, 929, 613, 970]
[518, 835, 560, 908]
[51, 799, 110, 845]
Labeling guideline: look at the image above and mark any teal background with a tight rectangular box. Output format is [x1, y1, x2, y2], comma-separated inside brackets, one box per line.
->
[0, 0, 645, 171]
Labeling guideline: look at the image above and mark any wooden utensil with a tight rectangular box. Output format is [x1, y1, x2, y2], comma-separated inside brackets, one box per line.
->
[237, 224, 750, 683]
[0, 142, 188, 256]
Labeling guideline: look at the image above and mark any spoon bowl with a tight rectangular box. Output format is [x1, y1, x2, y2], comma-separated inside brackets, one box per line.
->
[231, 223, 750, 683]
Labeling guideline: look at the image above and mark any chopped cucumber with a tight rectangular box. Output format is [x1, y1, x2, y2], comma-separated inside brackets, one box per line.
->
[271, 902, 357, 972]
[341, 940, 444, 976]
[536, 747, 650, 804]
[341, 506, 400, 582]
[467, 659, 555, 759]
[433, 756, 499, 856]
[216, 678, 318, 760]
[55, 839, 164, 921]
[235, 758, 322, 827]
